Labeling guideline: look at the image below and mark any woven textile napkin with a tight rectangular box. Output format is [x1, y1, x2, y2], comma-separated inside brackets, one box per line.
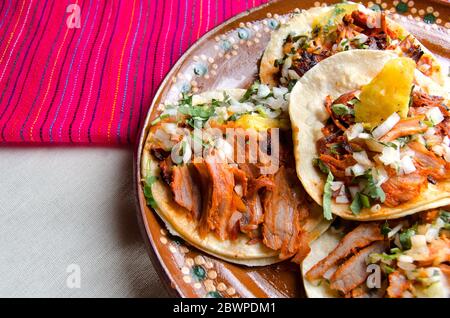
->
[0, 0, 268, 144]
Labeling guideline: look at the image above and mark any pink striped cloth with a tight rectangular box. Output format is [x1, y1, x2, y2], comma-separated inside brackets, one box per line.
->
[0, 0, 269, 144]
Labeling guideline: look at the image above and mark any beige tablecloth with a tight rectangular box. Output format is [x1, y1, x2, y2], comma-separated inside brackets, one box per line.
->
[0, 147, 169, 297]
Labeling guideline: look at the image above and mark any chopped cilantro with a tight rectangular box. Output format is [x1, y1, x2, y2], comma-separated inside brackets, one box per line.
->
[381, 263, 395, 274]
[323, 172, 334, 220]
[363, 170, 386, 203]
[239, 81, 260, 102]
[399, 228, 415, 250]
[350, 192, 362, 215]
[396, 136, 411, 147]
[360, 193, 371, 208]
[439, 210, 450, 223]
[381, 221, 391, 236]
[274, 58, 285, 67]
[287, 80, 297, 92]
[329, 143, 342, 155]
[331, 103, 354, 116]
[313, 158, 330, 174]
[143, 175, 158, 208]
[150, 114, 170, 126]
[347, 98, 359, 106]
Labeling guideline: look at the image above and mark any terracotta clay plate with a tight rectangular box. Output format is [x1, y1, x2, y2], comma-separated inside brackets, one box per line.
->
[135, 0, 450, 298]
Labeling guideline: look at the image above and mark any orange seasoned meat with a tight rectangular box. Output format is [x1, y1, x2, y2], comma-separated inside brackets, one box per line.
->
[379, 116, 427, 142]
[381, 172, 427, 207]
[193, 161, 213, 238]
[386, 271, 411, 298]
[240, 175, 274, 235]
[408, 141, 450, 181]
[410, 91, 448, 115]
[262, 166, 310, 262]
[202, 155, 237, 240]
[171, 165, 202, 219]
[417, 236, 450, 267]
[319, 154, 356, 179]
[306, 223, 384, 281]
[330, 241, 386, 294]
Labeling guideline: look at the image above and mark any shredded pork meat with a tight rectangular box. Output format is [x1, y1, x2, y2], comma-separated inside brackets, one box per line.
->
[171, 165, 202, 219]
[329, 241, 386, 294]
[262, 166, 311, 263]
[306, 223, 384, 280]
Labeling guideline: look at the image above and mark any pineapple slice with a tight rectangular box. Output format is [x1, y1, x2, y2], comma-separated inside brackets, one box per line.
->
[234, 114, 289, 131]
[355, 57, 415, 128]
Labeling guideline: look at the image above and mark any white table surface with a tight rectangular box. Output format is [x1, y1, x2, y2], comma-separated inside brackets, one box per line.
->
[0, 147, 169, 297]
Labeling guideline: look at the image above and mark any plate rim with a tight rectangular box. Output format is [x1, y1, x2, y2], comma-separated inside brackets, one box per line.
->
[134, 0, 450, 298]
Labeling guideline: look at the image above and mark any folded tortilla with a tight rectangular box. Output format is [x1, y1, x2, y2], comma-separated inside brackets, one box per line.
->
[141, 89, 330, 266]
[260, 3, 445, 87]
[289, 50, 450, 221]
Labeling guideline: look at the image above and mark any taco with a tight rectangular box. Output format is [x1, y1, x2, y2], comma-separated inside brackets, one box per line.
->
[302, 207, 450, 298]
[289, 50, 450, 221]
[260, 2, 445, 87]
[141, 85, 331, 266]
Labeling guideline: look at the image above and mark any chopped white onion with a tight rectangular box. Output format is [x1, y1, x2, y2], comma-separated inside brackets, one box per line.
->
[345, 123, 364, 141]
[265, 97, 286, 110]
[399, 156, 416, 174]
[330, 181, 344, 191]
[215, 106, 229, 121]
[411, 235, 427, 249]
[426, 107, 444, 125]
[353, 151, 373, 168]
[288, 70, 301, 80]
[228, 101, 254, 114]
[357, 133, 371, 139]
[373, 167, 389, 186]
[257, 84, 271, 98]
[352, 33, 368, 44]
[379, 146, 400, 166]
[425, 227, 440, 242]
[161, 123, 178, 135]
[372, 112, 401, 140]
[345, 167, 353, 176]
[398, 255, 414, 263]
[398, 261, 416, 271]
[407, 235, 429, 260]
[336, 195, 349, 204]
[370, 204, 381, 212]
[387, 223, 403, 238]
[272, 87, 288, 99]
[163, 108, 178, 117]
[351, 163, 366, 176]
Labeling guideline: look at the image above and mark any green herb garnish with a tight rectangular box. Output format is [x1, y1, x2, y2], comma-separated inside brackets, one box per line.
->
[399, 228, 415, 250]
[240, 81, 260, 102]
[143, 175, 158, 208]
[350, 192, 362, 215]
[313, 158, 330, 174]
[381, 221, 391, 236]
[323, 172, 334, 220]
[331, 103, 354, 116]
